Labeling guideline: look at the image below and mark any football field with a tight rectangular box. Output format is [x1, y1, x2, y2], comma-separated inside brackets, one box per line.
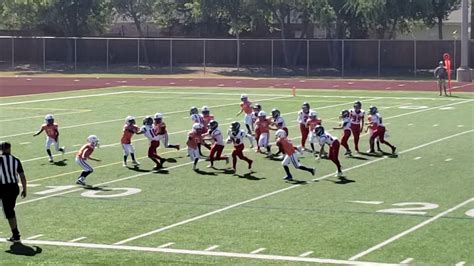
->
[0, 85, 473, 265]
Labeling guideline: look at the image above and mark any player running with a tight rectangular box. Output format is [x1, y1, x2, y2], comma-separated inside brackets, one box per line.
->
[332, 110, 352, 156]
[306, 111, 323, 154]
[187, 123, 203, 171]
[349, 101, 365, 153]
[236, 94, 254, 135]
[190, 106, 206, 156]
[201, 106, 214, 132]
[75, 135, 100, 186]
[33, 114, 65, 163]
[254, 111, 274, 154]
[141, 116, 166, 170]
[204, 120, 229, 168]
[227, 121, 253, 173]
[154, 113, 180, 150]
[297, 102, 312, 151]
[121, 116, 141, 167]
[314, 125, 344, 178]
[366, 106, 397, 154]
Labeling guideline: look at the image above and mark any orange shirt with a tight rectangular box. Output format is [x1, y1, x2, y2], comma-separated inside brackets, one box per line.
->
[255, 118, 271, 133]
[305, 118, 322, 131]
[41, 123, 59, 139]
[240, 101, 252, 114]
[277, 137, 296, 156]
[121, 124, 140, 144]
[186, 131, 202, 149]
[154, 122, 167, 135]
[202, 114, 214, 127]
[76, 143, 94, 159]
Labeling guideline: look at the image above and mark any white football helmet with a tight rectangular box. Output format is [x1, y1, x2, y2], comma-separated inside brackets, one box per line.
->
[154, 113, 163, 119]
[192, 123, 202, 131]
[309, 111, 317, 118]
[44, 114, 55, 123]
[201, 106, 209, 112]
[87, 135, 100, 147]
[258, 111, 267, 117]
[275, 129, 286, 138]
[240, 94, 248, 100]
[125, 116, 135, 125]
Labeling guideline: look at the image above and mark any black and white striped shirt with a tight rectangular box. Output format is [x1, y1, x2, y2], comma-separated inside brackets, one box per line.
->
[0, 154, 24, 185]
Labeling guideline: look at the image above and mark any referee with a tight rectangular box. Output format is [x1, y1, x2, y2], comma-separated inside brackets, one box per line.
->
[0, 141, 27, 243]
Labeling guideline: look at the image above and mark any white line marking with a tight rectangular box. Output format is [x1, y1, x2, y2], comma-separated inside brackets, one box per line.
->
[68, 237, 87, 243]
[433, 124, 439, 127]
[349, 201, 384, 205]
[205, 245, 219, 251]
[26, 234, 43, 240]
[158, 242, 175, 248]
[19, 142, 30, 145]
[445, 158, 453, 162]
[250, 248, 266, 254]
[113, 129, 474, 245]
[0, 91, 129, 106]
[400, 258, 413, 264]
[348, 197, 474, 261]
[299, 251, 314, 257]
[457, 125, 464, 127]
[0, 238, 396, 266]
[455, 261, 466, 266]
[414, 157, 422, 160]
[407, 123, 414, 126]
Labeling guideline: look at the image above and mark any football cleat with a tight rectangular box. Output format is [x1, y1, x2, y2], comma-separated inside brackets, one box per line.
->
[76, 178, 86, 186]
[132, 160, 140, 166]
[7, 235, 21, 243]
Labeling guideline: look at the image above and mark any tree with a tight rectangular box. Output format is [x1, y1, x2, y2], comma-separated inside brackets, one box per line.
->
[420, 0, 461, 39]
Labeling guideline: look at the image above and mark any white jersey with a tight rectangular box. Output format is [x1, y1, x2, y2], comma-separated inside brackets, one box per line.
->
[342, 117, 351, 130]
[141, 125, 159, 141]
[369, 113, 384, 127]
[349, 109, 365, 125]
[274, 116, 286, 128]
[318, 132, 338, 146]
[227, 129, 247, 146]
[191, 114, 204, 125]
[210, 128, 225, 146]
[297, 110, 312, 124]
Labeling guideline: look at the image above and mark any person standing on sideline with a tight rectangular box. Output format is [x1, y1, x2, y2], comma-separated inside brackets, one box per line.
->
[0, 142, 27, 243]
[434, 61, 448, 96]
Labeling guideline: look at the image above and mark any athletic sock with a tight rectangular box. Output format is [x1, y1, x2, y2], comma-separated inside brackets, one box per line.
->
[130, 153, 136, 161]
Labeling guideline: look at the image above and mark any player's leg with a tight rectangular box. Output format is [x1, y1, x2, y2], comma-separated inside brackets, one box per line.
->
[164, 133, 180, 150]
[309, 132, 316, 153]
[292, 154, 315, 176]
[235, 144, 252, 169]
[45, 137, 54, 162]
[254, 130, 261, 152]
[128, 144, 139, 165]
[329, 141, 343, 175]
[215, 145, 228, 162]
[208, 145, 217, 167]
[351, 124, 361, 152]
[300, 124, 308, 149]
[341, 129, 351, 155]
[75, 158, 93, 185]
[259, 133, 270, 153]
[122, 144, 130, 166]
[2, 185, 21, 242]
[244, 114, 253, 135]
[281, 155, 293, 180]
[189, 148, 199, 170]
[378, 128, 396, 154]
[443, 81, 448, 96]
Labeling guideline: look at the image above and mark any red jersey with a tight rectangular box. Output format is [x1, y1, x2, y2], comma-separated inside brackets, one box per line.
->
[76, 143, 94, 160]
[240, 101, 252, 114]
[186, 131, 202, 149]
[202, 114, 214, 130]
[305, 118, 322, 132]
[276, 137, 296, 156]
[121, 124, 140, 144]
[255, 118, 271, 133]
[154, 122, 167, 135]
[41, 123, 59, 139]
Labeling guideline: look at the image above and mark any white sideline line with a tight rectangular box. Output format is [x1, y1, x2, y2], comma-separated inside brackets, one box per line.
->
[349, 201, 384, 205]
[400, 258, 413, 264]
[0, 238, 397, 266]
[299, 251, 314, 257]
[250, 248, 266, 254]
[0, 91, 130, 106]
[113, 129, 474, 246]
[348, 197, 474, 261]
[205, 245, 219, 251]
[158, 242, 175, 248]
[26, 234, 43, 240]
[455, 261, 466, 266]
[68, 237, 87, 243]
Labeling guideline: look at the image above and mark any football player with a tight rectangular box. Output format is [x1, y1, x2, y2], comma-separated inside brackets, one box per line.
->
[190, 106, 206, 156]
[306, 111, 323, 154]
[187, 123, 203, 170]
[141, 116, 166, 170]
[314, 125, 344, 178]
[227, 121, 253, 173]
[121, 116, 141, 167]
[332, 110, 352, 156]
[254, 111, 275, 154]
[271, 108, 288, 135]
[154, 113, 180, 151]
[366, 106, 396, 154]
[236, 94, 253, 135]
[297, 102, 312, 151]
[201, 106, 214, 132]
[349, 101, 365, 153]
[275, 129, 315, 181]
[205, 120, 229, 168]
[75, 135, 100, 186]
[33, 114, 65, 163]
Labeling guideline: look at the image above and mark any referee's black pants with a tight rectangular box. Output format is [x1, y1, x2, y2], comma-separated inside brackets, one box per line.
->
[0, 183, 19, 219]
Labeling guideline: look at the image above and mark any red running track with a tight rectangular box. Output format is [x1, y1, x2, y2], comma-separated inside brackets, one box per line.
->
[0, 77, 473, 97]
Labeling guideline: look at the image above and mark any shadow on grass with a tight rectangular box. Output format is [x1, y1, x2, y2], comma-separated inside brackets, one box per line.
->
[82, 185, 111, 191]
[126, 166, 152, 173]
[5, 243, 42, 256]
[53, 159, 68, 166]
[347, 155, 369, 161]
[164, 158, 177, 163]
[235, 172, 265, 181]
[193, 169, 217, 176]
[331, 177, 356, 185]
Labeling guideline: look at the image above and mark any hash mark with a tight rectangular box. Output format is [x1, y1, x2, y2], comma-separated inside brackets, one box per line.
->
[299, 251, 313, 257]
[250, 248, 266, 254]
[204, 245, 219, 251]
[158, 242, 175, 248]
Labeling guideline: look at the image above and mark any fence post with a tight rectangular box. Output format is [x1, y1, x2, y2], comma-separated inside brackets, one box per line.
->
[74, 38, 77, 72]
[203, 39, 206, 75]
[453, 39, 457, 78]
[341, 39, 345, 77]
[378, 40, 381, 77]
[306, 39, 309, 77]
[271, 39, 274, 76]
[11, 37, 14, 68]
[106, 39, 109, 72]
[137, 39, 140, 70]
[169, 39, 173, 73]
[42, 38, 46, 70]
[413, 40, 417, 77]
[237, 38, 240, 72]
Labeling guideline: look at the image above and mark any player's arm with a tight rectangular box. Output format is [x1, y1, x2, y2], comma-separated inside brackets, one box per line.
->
[236, 108, 243, 116]
[318, 144, 325, 160]
[33, 128, 44, 136]
[361, 115, 365, 129]
[17, 161, 27, 198]
[88, 156, 101, 162]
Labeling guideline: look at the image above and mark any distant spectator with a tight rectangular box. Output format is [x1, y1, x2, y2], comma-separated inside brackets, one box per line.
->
[434, 61, 448, 96]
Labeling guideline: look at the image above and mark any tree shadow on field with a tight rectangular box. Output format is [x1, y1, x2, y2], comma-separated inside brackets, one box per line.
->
[5, 243, 42, 256]
[193, 169, 217, 176]
[53, 159, 68, 166]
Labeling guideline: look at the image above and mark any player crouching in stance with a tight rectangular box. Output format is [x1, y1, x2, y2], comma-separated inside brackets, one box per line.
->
[366, 106, 397, 155]
[314, 125, 344, 178]
[121, 116, 141, 167]
[227, 122, 253, 173]
[204, 120, 229, 168]
[33, 114, 65, 163]
[333, 110, 352, 156]
[75, 135, 100, 186]
[187, 123, 203, 171]
[154, 113, 180, 150]
[141, 116, 166, 170]
[275, 129, 315, 181]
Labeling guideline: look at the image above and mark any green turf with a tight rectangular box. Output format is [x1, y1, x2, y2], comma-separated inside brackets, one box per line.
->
[0, 86, 473, 265]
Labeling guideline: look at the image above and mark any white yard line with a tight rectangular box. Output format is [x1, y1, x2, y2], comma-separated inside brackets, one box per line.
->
[0, 91, 130, 106]
[158, 242, 175, 248]
[250, 248, 266, 254]
[400, 258, 413, 264]
[299, 251, 314, 257]
[204, 245, 219, 251]
[26, 234, 43, 240]
[0, 238, 397, 266]
[348, 197, 474, 261]
[68, 237, 87, 243]
[455, 261, 466, 266]
[113, 129, 474, 246]
[0, 110, 91, 123]
[348, 201, 384, 205]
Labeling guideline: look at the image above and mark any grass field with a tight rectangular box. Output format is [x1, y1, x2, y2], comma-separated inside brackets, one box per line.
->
[0, 86, 473, 265]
